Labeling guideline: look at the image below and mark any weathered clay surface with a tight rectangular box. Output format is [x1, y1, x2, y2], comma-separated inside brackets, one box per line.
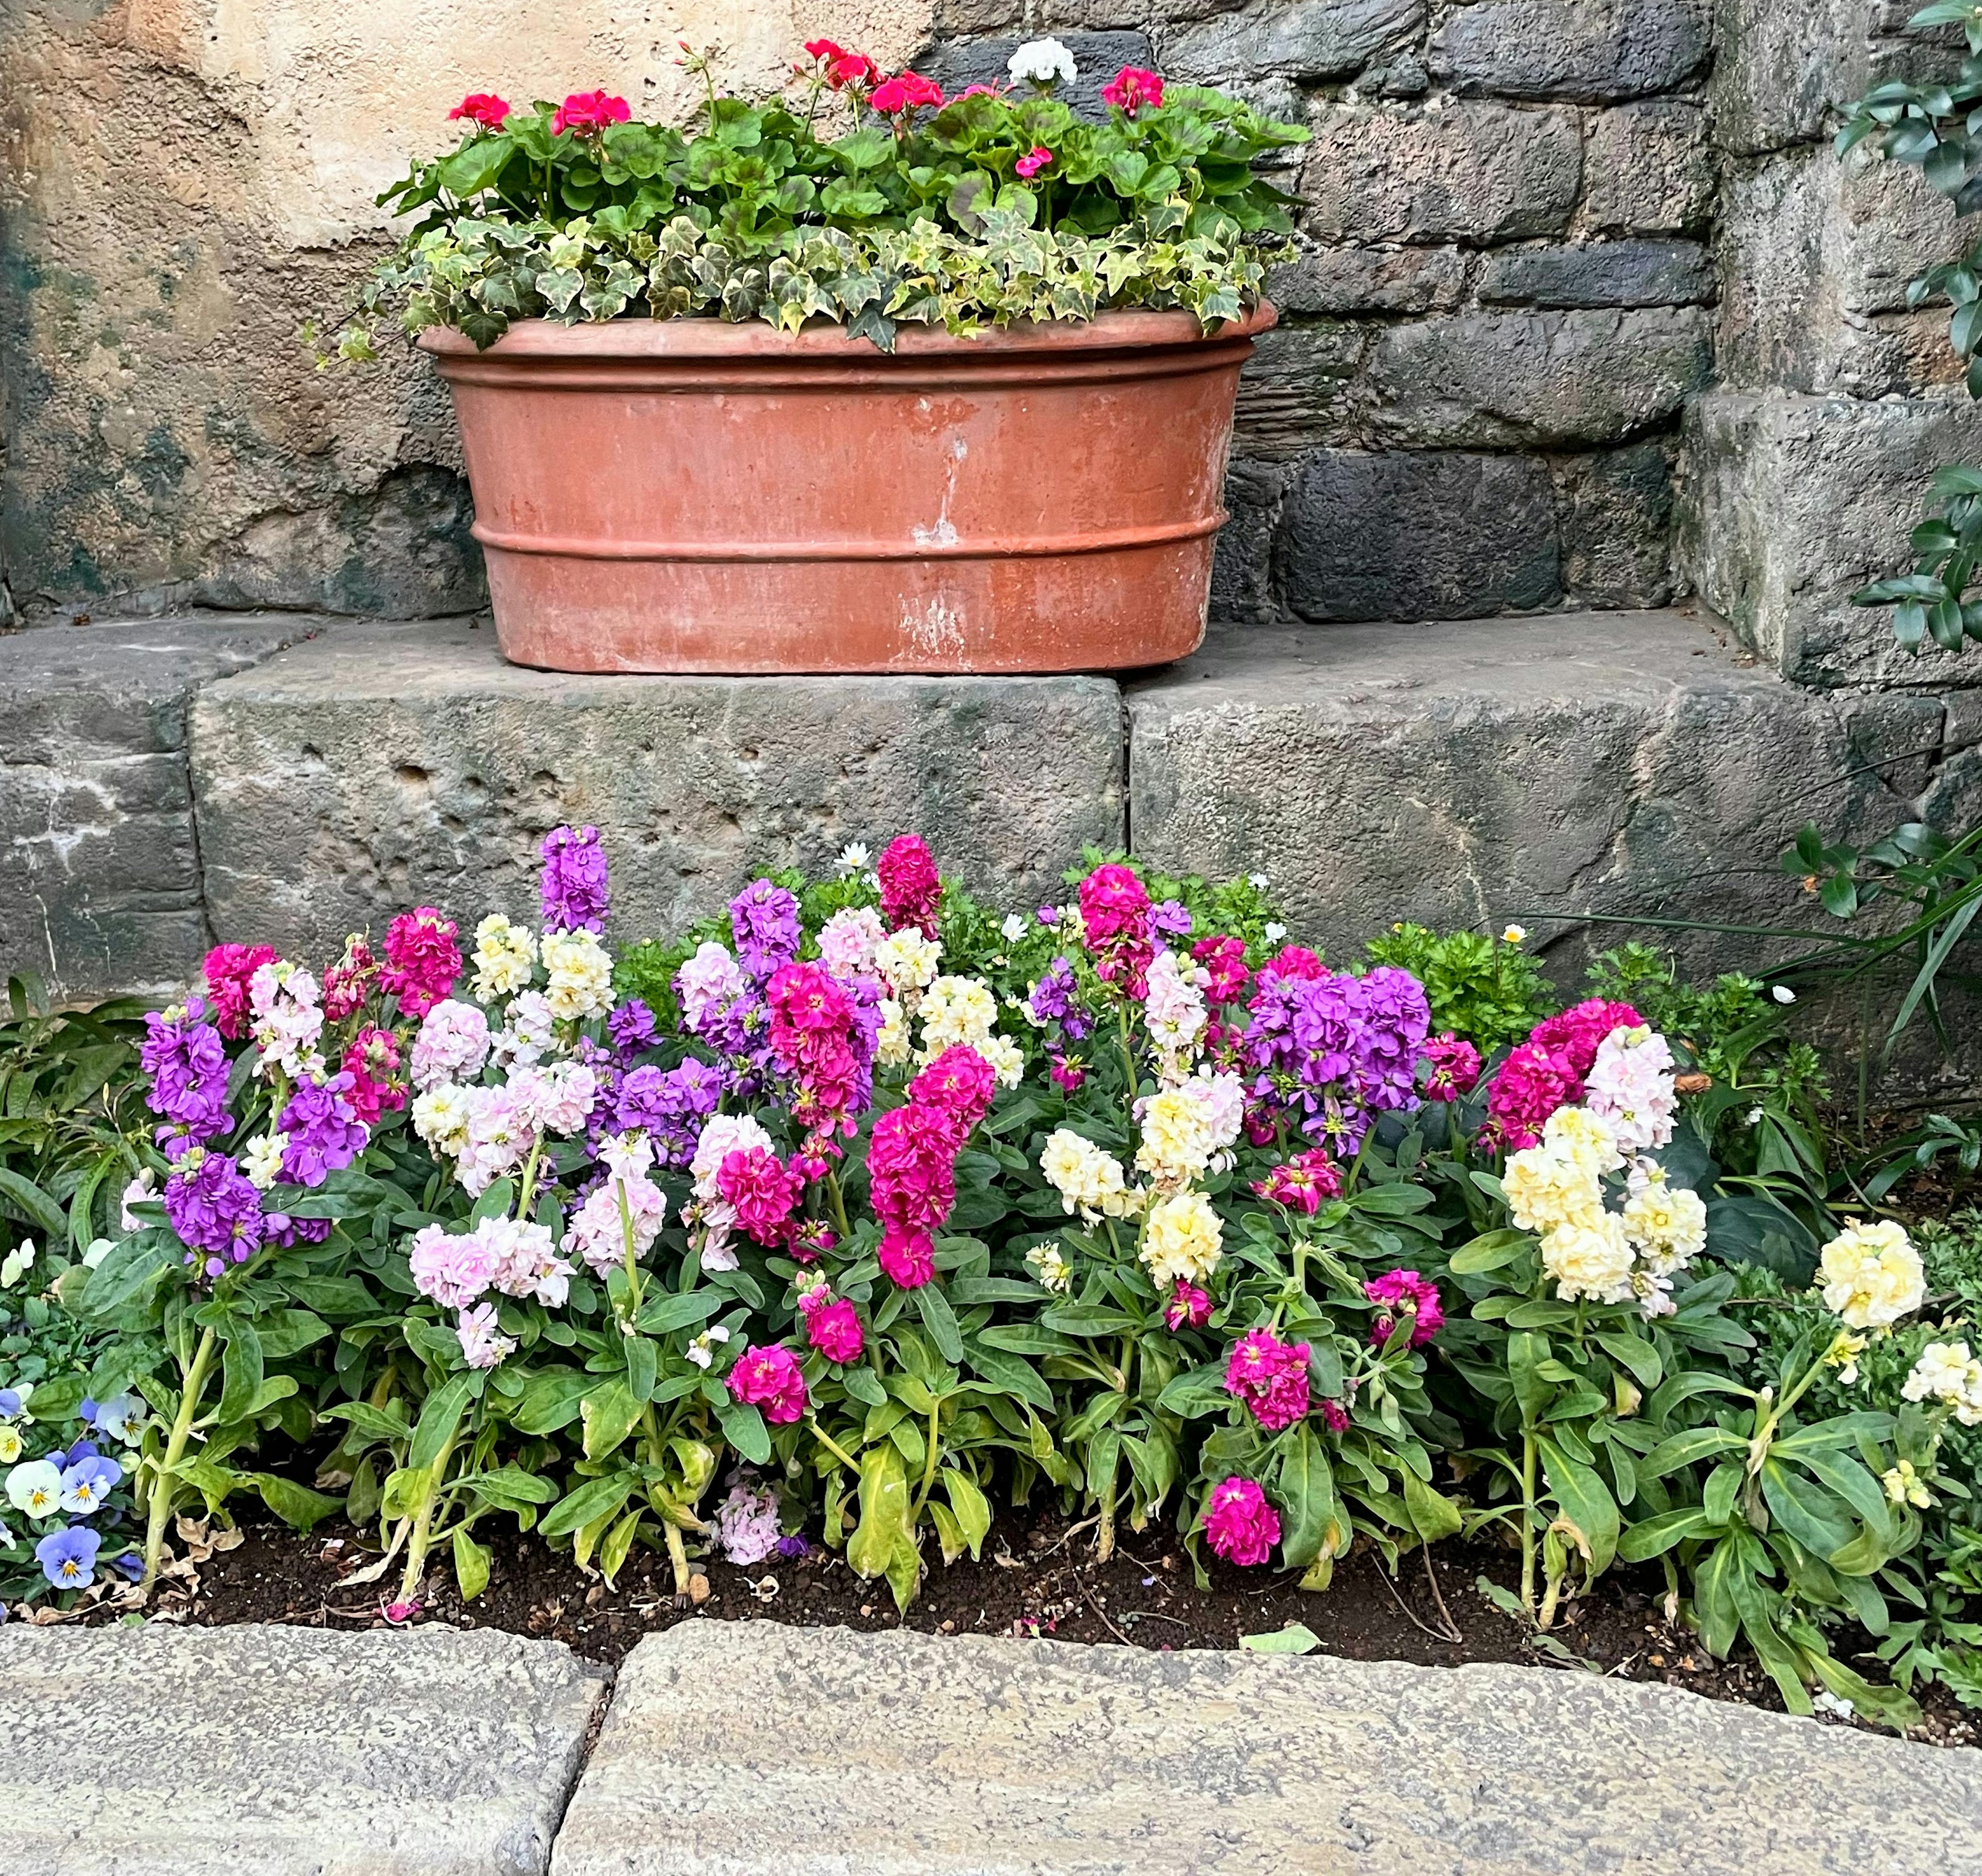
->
[187, 616, 1125, 971]
[1681, 386, 1982, 688]
[0, 1622, 606, 1876]
[0, 616, 316, 999]
[1128, 610, 1947, 966]
[550, 1622, 1982, 1876]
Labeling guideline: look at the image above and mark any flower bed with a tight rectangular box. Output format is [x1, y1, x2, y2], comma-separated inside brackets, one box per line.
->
[3, 835, 1980, 1728]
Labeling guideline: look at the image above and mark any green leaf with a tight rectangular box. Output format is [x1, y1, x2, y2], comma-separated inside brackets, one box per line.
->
[452, 1527, 492, 1601]
[715, 1395, 772, 1466]
[1401, 1468, 1464, 1545]
[216, 1321, 264, 1428]
[1447, 1228, 1530, 1274]
[1240, 1624, 1321, 1655]
[634, 1290, 723, 1334]
[1275, 1423, 1336, 1570]
[914, 1284, 965, 1363]
[1539, 1436, 1620, 1576]
[82, 1231, 174, 1319]
[410, 1372, 473, 1472]
[539, 1471, 636, 1539]
[0, 1167, 66, 1239]
[942, 1468, 992, 1560]
[847, 1441, 910, 1582]
[1616, 1506, 1716, 1563]
[581, 1380, 642, 1463]
[1593, 1330, 1663, 1391]
[254, 1473, 342, 1532]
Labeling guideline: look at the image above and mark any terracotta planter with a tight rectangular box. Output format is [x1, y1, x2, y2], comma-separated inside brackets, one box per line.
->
[419, 304, 1273, 675]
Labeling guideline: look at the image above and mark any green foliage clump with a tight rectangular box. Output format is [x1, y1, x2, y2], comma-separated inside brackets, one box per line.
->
[1360, 924, 1552, 1051]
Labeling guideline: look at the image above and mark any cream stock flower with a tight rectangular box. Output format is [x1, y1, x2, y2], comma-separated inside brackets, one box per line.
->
[1141, 1190, 1223, 1289]
[977, 1034, 1026, 1088]
[411, 1082, 471, 1156]
[1541, 1214, 1636, 1305]
[873, 928, 941, 998]
[1818, 1219, 1925, 1331]
[1025, 1243, 1074, 1292]
[1903, 1340, 1982, 1426]
[472, 913, 538, 1001]
[1502, 1145, 1603, 1235]
[1134, 1086, 1218, 1186]
[1040, 1128, 1130, 1220]
[1540, 1105, 1623, 1177]
[875, 996, 912, 1067]
[540, 927, 614, 1022]
[1620, 1183, 1707, 1276]
[918, 975, 999, 1058]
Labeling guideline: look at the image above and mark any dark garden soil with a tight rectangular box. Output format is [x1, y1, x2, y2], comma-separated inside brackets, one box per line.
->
[76, 1507, 1981, 1751]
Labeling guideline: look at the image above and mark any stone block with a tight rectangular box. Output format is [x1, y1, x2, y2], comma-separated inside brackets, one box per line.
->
[1369, 307, 1714, 447]
[1433, 0, 1713, 103]
[1129, 610, 1942, 972]
[1209, 459, 1289, 622]
[549, 1621, 1982, 1876]
[1160, 0, 1424, 82]
[0, 615, 314, 1000]
[1301, 101, 1583, 246]
[1558, 440, 1679, 607]
[1681, 386, 1982, 688]
[1718, 145, 1975, 399]
[1578, 100, 1716, 237]
[1280, 450, 1562, 620]
[1232, 321, 1367, 458]
[1266, 245, 1468, 316]
[0, 1623, 606, 1876]
[920, 30, 1154, 113]
[187, 618, 1126, 972]
[1479, 239, 1714, 309]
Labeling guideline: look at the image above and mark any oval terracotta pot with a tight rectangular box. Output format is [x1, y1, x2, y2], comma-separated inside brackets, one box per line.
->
[419, 303, 1274, 675]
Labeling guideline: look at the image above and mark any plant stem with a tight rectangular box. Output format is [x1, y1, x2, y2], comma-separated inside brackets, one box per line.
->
[911, 1403, 942, 1518]
[397, 1421, 463, 1604]
[515, 1139, 545, 1221]
[664, 1519, 692, 1598]
[825, 1167, 852, 1240]
[807, 1416, 862, 1472]
[1519, 1425, 1539, 1616]
[617, 1179, 644, 1322]
[1115, 1002, 1139, 1099]
[140, 1326, 218, 1594]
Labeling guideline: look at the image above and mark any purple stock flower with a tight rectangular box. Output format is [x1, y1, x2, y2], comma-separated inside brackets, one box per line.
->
[729, 879, 802, 983]
[1026, 956, 1092, 1042]
[139, 998, 232, 1145]
[540, 824, 611, 934]
[277, 1072, 369, 1187]
[36, 1525, 101, 1589]
[264, 1213, 334, 1248]
[1242, 963, 1429, 1152]
[1150, 899, 1193, 938]
[163, 1151, 265, 1273]
[613, 1059, 723, 1166]
[608, 998, 658, 1061]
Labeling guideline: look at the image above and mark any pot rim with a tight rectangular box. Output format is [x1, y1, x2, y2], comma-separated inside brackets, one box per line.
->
[418, 300, 1276, 359]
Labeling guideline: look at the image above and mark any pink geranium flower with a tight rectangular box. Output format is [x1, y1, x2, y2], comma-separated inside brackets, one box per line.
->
[449, 92, 510, 129]
[1015, 146, 1053, 179]
[1101, 65, 1164, 115]
[553, 90, 631, 135]
[869, 72, 945, 115]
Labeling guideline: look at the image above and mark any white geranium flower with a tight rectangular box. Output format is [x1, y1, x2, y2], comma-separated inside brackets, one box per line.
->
[1008, 36, 1077, 87]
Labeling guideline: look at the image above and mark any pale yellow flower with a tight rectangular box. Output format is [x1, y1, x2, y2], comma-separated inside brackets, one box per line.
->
[918, 975, 999, 1057]
[874, 997, 911, 1067]
[1134, 1087, 1217, 1187]
[1025, 1243, 1074, 1293]
[1818, 1219, 1925, 1330]
[1503, 1146, 1603, 1235]
[873, 928, 941, 998]
[1040, 1129, 1130, 1220]
[1141, 1190, 1223, 1289]
[472, 913, 537, 1001]
[540, 928, 614, 1022]
[1541, 1214, 1636, 1305]
[1540, 1105, 1623, 1178]
[1883, 1459, 1934, 1509]
[1621, 1183, 1707, 1276]
[411, 1083, 471, 1155]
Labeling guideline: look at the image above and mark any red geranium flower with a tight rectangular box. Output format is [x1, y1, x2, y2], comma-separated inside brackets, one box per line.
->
[869, 71, 944, 114]
[448, 92, 511, 129]
[1101, 65, 1163, 114]
[552, 90, 631, 136]
[1015, 145, 1053, 179]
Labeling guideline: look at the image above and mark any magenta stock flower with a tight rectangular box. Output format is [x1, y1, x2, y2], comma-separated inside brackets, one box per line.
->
[1483, 1040, 1581, 1151]
[1224, 1328, 1311, 1432]
[1203, 1476, 1278, 1566]
[878, 834, 941, 936]
[799, 1287, 865, 1364]
[202, 944, 277, 1039]
[767, 961, 873, 1135]
[727, 1344, 809, 1423]
[907, 1044, 997, 1130]
[381, 909, 461, 1020]
[322, 934, 379, 1023]
[1078, 863, 1154, 997]
[1421, 1031, 1482, 1100]
[715, 1146, 805, 1247]
[1531, 998, 1643, 1078]
[1192, 934, 1249, 1007]
[1365, 1268, 1443, 1349]
[541, 824, 611, 934]
[1320, 1398, 1351, 1432]
[341, 1025, 405, 1124]
[1163, 1281, 1211, 1331]
[1252, 1148, 1343, 1215]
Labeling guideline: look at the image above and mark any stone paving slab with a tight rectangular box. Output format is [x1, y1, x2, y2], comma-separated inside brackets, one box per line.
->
[0, 615, 319, 999]
[188, 616, 1126, 970]
[551, 1622, 1982, 1876]
[1128, 608, 1967, 974]
[0, 1622, 608, 1876]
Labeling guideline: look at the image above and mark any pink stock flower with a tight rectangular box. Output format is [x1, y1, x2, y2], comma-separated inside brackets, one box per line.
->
[716, 1146, 805, 1248]
[1163, 1281, 1211, 1331]
[877, 833, 942, 935]
[1484, 1039, 1582, 1151]
[799, 1287, 865, 1363]
[381, 908, 461, 1020]
[1015, 145, 1053, 179]
[727, 1343, 809, 1423]
[869, 72, 945, 115]
[1203, 1476, 1278, 1566]
[341, 1025, 405, 1125]
[449, 92, 511, 128]
[877, 1230, 936, 1288]
[908, 1044, 997, 1130]
[767, 961, 867, 1132]
[1078, 863, 1154, 997]
[1252, 1148, 1344, 1215]
[1050, 1053, 1086, 1093]
[1319, 1398, 1351, 1432]
[1192, 934, 1250, 1007]
[1421, 1031, 1482, 1100]
[1364, 1268, 1444, 1348]
[553, 90, 631, 136]
[1101, 65, 1164, 115]
[1260, 944, 1325, 983]
[322, 934, 379, 1023]
[1530, 998, 1643, 1078]
[1224, 1328, 1311, 1432]
[203, 944, 278, 1040]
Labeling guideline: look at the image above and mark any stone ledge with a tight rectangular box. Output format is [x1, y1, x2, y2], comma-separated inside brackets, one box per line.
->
[550, 1621, 1982, 1876]
[187, 616, 1127, 968]
[0, 616, 323, 1000]
[1127, 608, 1957, 968]
[0, 1623, 608, 1876]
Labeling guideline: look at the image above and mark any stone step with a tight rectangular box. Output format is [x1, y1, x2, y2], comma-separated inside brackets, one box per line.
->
[2, 608, 1970, 1000]
[0, 1622, 606, 1875]
[550, 1623, 1982, 1876]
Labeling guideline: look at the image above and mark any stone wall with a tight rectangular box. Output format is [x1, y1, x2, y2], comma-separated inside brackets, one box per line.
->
[1, 0, 1719, 629]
